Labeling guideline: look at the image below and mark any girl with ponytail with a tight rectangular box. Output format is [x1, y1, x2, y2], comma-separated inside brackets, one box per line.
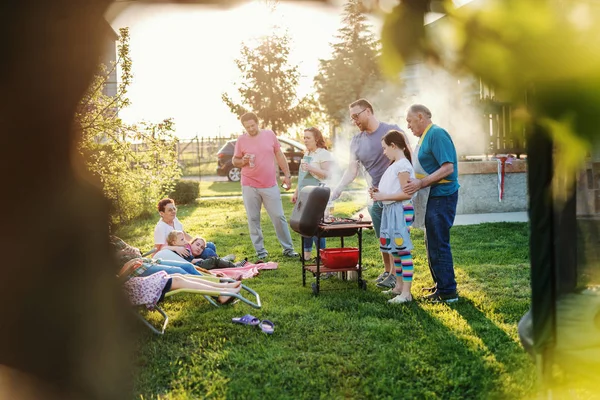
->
[369, 130, 416, 303]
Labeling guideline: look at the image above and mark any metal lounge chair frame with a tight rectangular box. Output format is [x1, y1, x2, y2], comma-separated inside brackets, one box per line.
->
[127, 258, 262, 335]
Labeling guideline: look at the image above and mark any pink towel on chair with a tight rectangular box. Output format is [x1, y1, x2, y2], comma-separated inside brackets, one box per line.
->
[210, 261, 278, 280]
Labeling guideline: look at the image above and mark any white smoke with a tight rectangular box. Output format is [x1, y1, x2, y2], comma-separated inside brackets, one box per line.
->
[325, 65, 486, 207]
[325, 121, 374, 206]
[376, 64, 487, 157]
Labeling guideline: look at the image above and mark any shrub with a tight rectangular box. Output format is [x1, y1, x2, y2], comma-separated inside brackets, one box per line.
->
[75, 28, 180, 224]
[169, 180, 199, 204]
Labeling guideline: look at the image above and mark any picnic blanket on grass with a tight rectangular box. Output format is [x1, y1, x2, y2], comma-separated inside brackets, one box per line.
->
[210, 261, 278, 280]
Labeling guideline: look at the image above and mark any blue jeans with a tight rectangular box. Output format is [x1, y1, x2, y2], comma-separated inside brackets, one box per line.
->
[368, 201, 384, 238]
[140, 258, 202, 276]
[302, 236, 326, 252]
[425, 191, 458, 294]
[200, 242, 217, 258]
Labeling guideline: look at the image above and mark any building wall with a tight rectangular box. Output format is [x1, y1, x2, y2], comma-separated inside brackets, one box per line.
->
[101, 21, 118, 98]
[456, 160, 528, 214]
[577, 162, 600, 216]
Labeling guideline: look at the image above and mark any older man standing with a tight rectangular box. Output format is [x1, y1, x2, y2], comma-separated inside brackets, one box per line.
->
[232, 112, 299, 260]
[331, 99, 411, 289]
[404, 104, 460, 303]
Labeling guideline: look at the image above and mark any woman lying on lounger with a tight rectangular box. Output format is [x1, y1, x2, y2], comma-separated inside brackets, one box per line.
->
[119, 259, 242, 306]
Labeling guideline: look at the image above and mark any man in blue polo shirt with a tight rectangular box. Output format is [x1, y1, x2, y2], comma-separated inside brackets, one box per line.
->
[332, 98, 412, 289]
[404, 104, 460, 303]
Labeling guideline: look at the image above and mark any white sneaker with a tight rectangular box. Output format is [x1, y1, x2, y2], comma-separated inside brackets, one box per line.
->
[388, 294, 412, 304]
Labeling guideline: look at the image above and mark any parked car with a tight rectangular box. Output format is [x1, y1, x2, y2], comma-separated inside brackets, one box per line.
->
[216, 136, 305, 182]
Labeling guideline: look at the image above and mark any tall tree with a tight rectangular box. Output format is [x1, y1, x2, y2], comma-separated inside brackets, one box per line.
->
[315, 0, 381, 129]
[222, 29, 313, 134]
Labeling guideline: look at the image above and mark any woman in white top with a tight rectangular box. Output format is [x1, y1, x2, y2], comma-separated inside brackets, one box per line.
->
[291, 127, 333, 261]
[369, 130, 416, 304]
[153, 198, 192, 259]
[153, 198, 222, 262]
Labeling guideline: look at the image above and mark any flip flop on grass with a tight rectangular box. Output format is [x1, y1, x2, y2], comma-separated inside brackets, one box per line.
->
[259, 320, 274, 334]
[232, 314, 260, 326]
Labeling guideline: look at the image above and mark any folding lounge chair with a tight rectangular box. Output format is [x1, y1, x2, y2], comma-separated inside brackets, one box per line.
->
[123, 260, 261, 335]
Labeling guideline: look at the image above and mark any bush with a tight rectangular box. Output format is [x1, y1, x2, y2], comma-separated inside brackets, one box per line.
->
[76, 28, 181, 224]
[169, 180, 199, 204]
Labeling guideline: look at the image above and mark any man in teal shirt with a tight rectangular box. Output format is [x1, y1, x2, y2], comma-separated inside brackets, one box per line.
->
[404, 104, 460, 302]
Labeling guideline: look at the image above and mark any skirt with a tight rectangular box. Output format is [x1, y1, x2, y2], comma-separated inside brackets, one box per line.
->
[379, 201, 414, 254]
[123, 271, 172, 308]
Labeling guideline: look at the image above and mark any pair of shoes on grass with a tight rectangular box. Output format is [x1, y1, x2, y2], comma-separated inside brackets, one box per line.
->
[374, 271, 389, 283]
[424, 289, 459, 303]
[283, 249, 299, 258]
[382, 288, 412, 304]
[376, 273, 396, 289]
[232, 314, 274, 334]
[382, 288, 458, 303]
[422, 284, 437, 293]
[388, 293, 412, 304]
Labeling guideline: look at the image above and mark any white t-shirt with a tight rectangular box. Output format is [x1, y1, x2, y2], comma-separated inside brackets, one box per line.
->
[306, 148, 334, 181]
[378, 158, 415, 205]
[153, 217, 184, 245]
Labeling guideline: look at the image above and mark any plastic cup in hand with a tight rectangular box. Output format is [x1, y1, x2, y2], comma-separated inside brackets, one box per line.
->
[301, 156, 312, 171]
[248, 154, 256, 168]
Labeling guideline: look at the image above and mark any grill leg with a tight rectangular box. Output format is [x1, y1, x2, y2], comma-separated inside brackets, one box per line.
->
[301, 236, 306, 286]
[358, 228, 363, 288]
[314, 235, 321, 295]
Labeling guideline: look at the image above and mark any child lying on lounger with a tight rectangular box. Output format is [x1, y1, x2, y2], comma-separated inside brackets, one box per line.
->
[167, 230, 240, 268]
[119, 259, 241, 306]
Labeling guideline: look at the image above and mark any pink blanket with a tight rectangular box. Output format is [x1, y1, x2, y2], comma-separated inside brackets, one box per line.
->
[210, 261, 278, 280]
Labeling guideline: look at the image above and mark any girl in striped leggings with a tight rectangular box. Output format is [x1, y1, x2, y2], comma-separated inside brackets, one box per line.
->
[369, 130, 416, 304]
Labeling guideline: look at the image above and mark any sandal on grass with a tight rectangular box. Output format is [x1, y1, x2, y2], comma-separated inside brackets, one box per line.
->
[232, 314, 260, 326]
[259, 320, 274, 334]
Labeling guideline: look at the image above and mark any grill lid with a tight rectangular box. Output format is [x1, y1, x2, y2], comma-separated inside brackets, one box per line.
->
[289, 185, 330, 236]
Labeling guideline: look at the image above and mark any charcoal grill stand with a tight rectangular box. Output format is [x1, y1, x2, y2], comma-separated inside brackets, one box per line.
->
[301, 222, 373, 295]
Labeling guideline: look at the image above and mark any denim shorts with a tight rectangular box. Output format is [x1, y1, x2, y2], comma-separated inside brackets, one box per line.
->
[368, 201, 384, 238]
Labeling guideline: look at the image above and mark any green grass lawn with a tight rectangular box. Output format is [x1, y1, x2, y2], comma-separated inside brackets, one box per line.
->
[116, 199, 536, 399]
[194, 177, 368, 198]
[181, 161, 218, 176]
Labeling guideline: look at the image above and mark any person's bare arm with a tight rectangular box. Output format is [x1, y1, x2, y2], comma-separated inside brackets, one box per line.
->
[274, 148, 291, 176]
[154, 244, 190, 257]
[305, 160, 332, 180]
[371, 172, 412, 202]
[404, 163, 454, 195]
[275, 149, 292, 189]
[422, 162, 453, 186]
[232, 155, 249, 168]
[331, 159, 359, 200]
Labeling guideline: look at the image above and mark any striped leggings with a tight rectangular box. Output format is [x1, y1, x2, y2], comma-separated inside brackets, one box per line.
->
[393, 203, 414, 282]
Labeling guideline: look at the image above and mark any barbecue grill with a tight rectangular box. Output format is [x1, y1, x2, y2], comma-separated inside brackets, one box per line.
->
[290, 185, 373, 295]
